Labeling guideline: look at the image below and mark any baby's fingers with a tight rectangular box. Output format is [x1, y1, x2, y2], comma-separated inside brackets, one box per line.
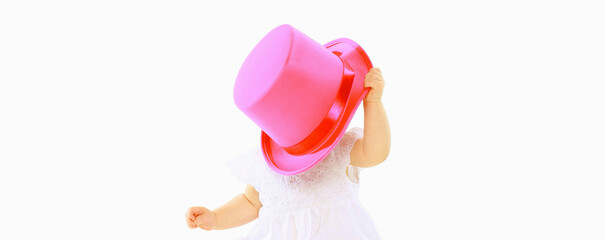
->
[185, 208, 199, 229]
[186, 218, 198, 229]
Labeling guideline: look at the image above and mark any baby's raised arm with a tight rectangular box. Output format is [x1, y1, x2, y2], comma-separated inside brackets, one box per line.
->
[350, 67, 391, 168]
[186, 184, 262, 230]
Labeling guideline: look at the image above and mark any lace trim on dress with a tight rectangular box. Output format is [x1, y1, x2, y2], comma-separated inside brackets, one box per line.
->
[226, 145, 260, 187]
[338, 127, 364, 184]
[226, 127, 366, 210]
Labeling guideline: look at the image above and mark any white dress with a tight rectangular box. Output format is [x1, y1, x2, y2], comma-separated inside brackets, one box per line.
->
[227, 127, 381, 240]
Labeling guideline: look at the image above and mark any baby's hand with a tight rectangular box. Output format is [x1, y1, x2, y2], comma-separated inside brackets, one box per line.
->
[185, 206, 217, 231]
[363, 67, 385, 102]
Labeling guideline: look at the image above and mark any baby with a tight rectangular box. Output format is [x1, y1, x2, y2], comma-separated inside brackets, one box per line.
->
[186, 67, 390, 239]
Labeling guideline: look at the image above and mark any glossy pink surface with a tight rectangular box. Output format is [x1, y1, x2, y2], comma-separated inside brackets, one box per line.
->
[234, 24, 372, 175]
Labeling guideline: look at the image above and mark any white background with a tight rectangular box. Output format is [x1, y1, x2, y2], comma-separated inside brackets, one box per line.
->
[1, 0, 604, 239]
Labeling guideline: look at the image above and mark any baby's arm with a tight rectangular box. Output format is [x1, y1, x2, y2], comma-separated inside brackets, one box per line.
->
[186, 184, 262, 230]
[350, 67, 391, 167]
[214, 184, 262, 230]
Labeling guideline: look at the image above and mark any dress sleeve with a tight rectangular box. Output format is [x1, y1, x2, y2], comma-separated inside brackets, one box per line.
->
[226, 145, 259, 186]
[339, 127, 364, 159]
[338, 127, 365, 184]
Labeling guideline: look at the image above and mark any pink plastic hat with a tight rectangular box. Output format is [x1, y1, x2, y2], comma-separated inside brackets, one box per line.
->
[233, 24, 372, 175]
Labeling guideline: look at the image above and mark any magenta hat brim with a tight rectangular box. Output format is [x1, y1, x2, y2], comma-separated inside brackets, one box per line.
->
[260, 38, 373, 175]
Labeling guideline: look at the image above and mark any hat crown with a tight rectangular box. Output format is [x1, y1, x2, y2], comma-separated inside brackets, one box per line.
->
[234, 24, 345, 148]
[233, 24, 292, 109]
